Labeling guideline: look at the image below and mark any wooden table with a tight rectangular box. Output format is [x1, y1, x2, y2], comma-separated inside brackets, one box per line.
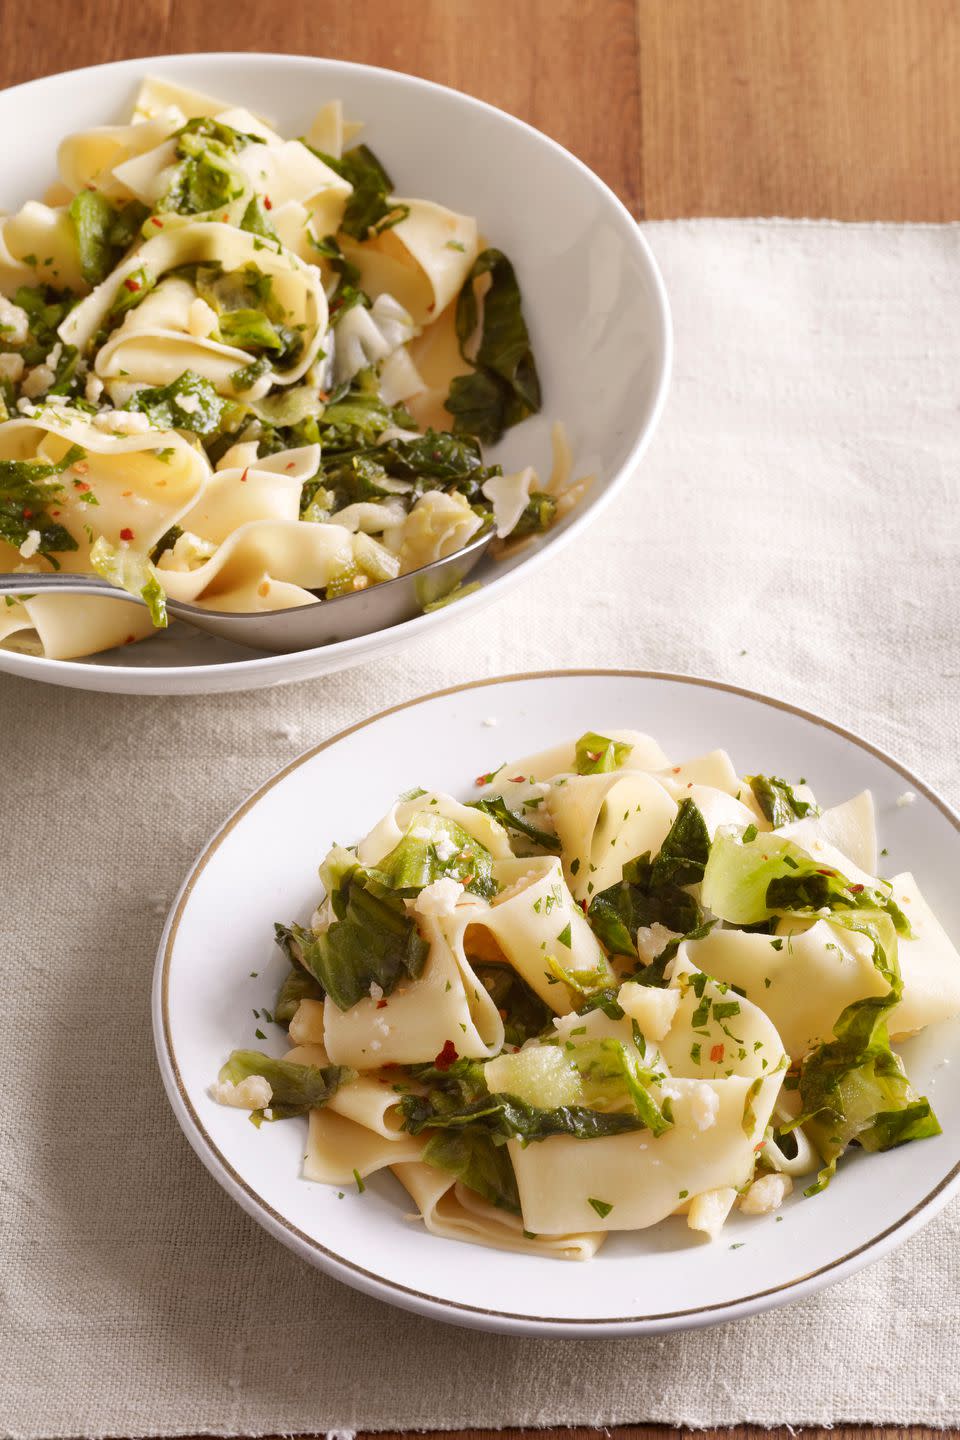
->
[3, 2, 955, 1437]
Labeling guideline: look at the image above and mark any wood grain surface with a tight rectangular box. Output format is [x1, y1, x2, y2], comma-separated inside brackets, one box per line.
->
[2, 0, 958, 220]
[4, 1, 954, 1434]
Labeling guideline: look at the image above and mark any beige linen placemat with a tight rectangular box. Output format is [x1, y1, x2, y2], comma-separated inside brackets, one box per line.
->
[2, 221, 959, 1436]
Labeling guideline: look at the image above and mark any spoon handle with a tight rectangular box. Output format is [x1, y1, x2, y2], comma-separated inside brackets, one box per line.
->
[0, 571, 137, 602]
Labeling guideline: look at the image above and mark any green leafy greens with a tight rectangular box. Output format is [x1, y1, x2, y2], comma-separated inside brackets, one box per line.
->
[68, 193, 149, 286]
[789, 912, 940, 1191]
[467, 795, 560, 851]
[747, 774, 821, 827]
[370, 812, 499, 899]
[701, 829, 911, 933]
[470, 963, 554, 1048]
[0, 449, 83, 563]
[575, 731, 634, 775]
[218, 1049, 353, 1119]
[159, 117, 262, 219]
[445, 248, 541, 445]
[285, 849, 429, 1011]
[587, 799, 710, 955]
[309, 143, 409, 240]
[123, 370, 226, 434]
[89, 536, 168, 627]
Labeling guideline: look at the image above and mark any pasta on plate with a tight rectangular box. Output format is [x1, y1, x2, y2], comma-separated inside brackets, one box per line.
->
[213, 728, 960, 1260]
[0, 76, 581, 659]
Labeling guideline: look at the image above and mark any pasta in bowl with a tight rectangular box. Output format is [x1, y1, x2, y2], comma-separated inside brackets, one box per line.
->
[0, 74, 588, 661]
[212, 726, 960, 1260]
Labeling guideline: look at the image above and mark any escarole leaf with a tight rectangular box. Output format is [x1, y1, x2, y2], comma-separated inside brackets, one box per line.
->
[370, 812, 498, 899]
[471, 963, 554, 1048]
[794, 935, 940, 1193]
[467, 795, 560, 851]
[701, 830, 911, 933]
[575, 731, 634, 775]
[240, 195, 279, 240]
[402, 1028, 672, 1151]
[159, 117, 259, 218]
[401, 1086, 651, 1144]
[13, 284, 78, 366]
[124, 370, 226, 434]
[747, 774, 820, 827]
[512, 490, 557, 536]
[587, 800, 710, 956]
[273, 961, 325, 1025]
[573, 1038, 673, 1136]
[445, 248, 541, 445]
[216, 308, 285, 352]
[422, 1129, 521, 1212]
[631, 918, 717, 988]
[310, 143, 409, 240]
[0, 452, 81, 561]
[68, 192, 148, 286]
[89, 536, 168, 627]
[218, 1049, 353, 1118]
[107, 265, 157, 321]
[545, 952, 616, 999]
[293, 851, 429, 1011]
[649, 798, 711, 889]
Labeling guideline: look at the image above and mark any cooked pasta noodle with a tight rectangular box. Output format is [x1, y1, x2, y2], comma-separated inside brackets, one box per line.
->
[213, 728, 960, 1258]
[0, 77, 585, 659]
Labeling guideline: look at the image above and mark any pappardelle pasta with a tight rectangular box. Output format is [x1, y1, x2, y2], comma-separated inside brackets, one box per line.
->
[213, 728, 960, 1260]
[0, 76, 580, 660]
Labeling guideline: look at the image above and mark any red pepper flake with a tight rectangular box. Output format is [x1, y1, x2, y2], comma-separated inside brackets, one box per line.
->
[120, 490, 132, 498]
[376, 999, 388, 1010]
[816, 868, 836, 876]
[285, 461, 295, 469]
[22, 508, 32, 519]
[72, 479, 90, 492]
[239, 468, 249, 483]
[263, 195, 273, 210]
[124, 634, 136, 644]
[50, 510, 60, 517]
[119, 527, 134, 542]
[507, 775, 526, 784]
[434, 1040, 458, 1072]
[257, 580, 270, 598]
[580, 899, 588, 912]
[672, 766, 681, 774]
[123, 277, 141, 292]
[150, 217, 163, 228]
[710, 1043, 725, 1063]
[754, 1141, 766, 1152]
[849, 883, 865, 893]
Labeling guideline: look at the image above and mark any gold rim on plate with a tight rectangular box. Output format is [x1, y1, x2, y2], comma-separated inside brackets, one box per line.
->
[158, 669, 960, 1328]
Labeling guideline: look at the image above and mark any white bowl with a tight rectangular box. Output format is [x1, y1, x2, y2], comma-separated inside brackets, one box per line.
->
[155, 671, 960, 1335]
[0, 54, 671, 695]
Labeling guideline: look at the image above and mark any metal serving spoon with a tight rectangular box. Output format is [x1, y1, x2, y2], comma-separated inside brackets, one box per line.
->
[0, 527, 493, 654]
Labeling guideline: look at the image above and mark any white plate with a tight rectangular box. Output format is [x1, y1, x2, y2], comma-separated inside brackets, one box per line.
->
[154, 670, 960, 1336]
[0, 55, 670, 695]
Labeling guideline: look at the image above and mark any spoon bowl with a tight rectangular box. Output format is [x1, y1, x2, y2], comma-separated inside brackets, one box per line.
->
[0, 527, 494, 654]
